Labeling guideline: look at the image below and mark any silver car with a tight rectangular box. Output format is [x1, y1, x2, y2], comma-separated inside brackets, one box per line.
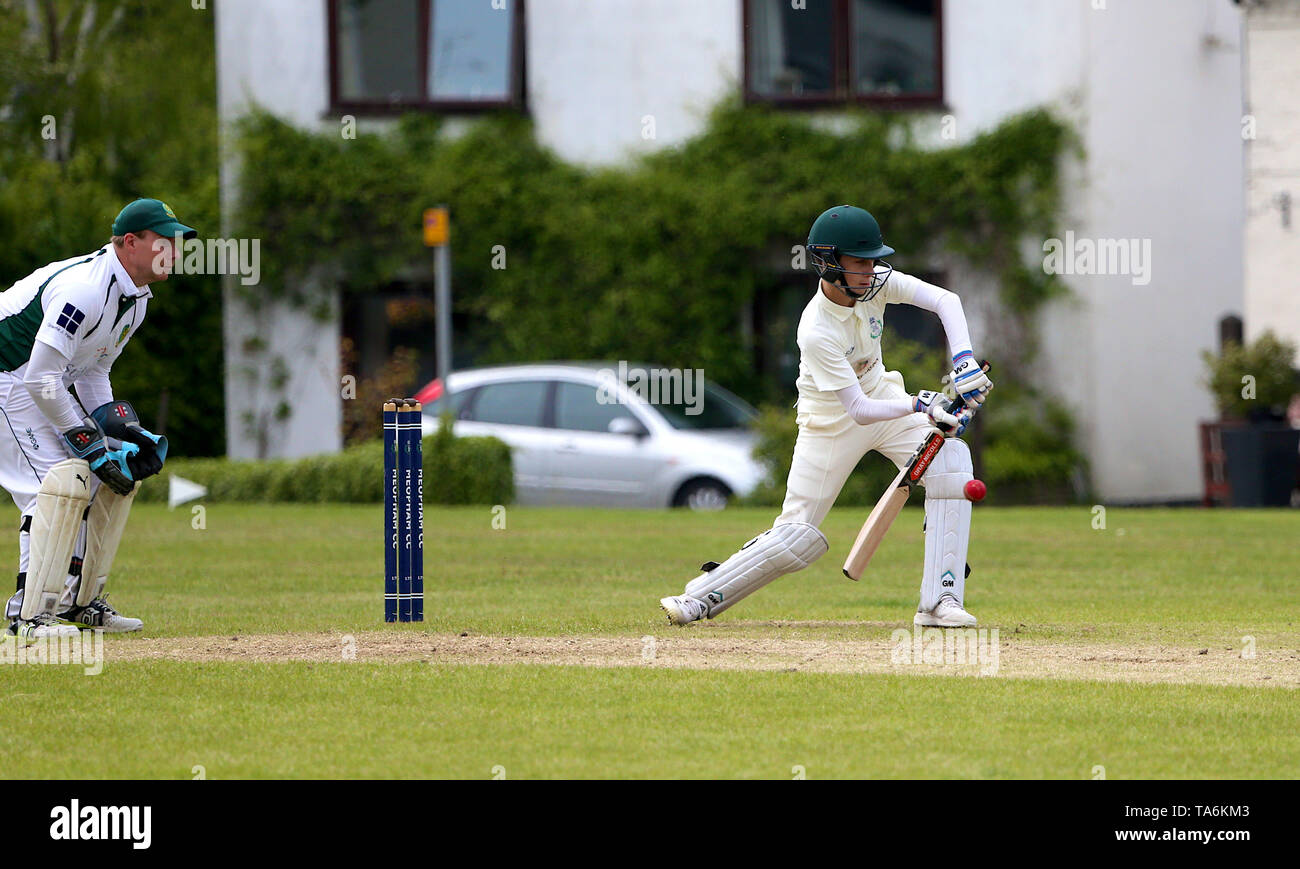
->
[415, 363, 766, 509]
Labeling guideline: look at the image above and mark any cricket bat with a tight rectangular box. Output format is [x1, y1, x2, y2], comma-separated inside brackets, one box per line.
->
[842, 362, 988, 581]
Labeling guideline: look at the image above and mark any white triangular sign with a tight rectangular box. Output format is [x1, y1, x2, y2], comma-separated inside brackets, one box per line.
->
[168, 475, 207, 509]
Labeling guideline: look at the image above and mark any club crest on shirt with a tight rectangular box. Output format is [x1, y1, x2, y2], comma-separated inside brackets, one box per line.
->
[869, 317, 883, 339]
[116, 323, 131, 346]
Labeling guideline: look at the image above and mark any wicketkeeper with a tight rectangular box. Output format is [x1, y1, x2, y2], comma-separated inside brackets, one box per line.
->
[0, 199, 188, 642]
[661, 205, 993, 627]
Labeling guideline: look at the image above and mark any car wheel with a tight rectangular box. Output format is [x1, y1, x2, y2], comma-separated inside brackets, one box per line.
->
[674, 479, 731, 511]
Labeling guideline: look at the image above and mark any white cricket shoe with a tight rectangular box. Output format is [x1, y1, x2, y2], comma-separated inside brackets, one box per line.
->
[660, 595, 708, 626]
[7, 613, 81, 643]
[61, 597, 143, 633]
[914, 597, 977, 627]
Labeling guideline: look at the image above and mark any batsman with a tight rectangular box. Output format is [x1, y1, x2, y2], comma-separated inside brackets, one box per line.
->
[661, 205, 993, 627]
[0, 199, 187, 642]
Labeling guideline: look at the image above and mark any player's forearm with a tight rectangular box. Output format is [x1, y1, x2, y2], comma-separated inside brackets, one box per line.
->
[22, 340, 83, 430]
[835, 386, 914, 425]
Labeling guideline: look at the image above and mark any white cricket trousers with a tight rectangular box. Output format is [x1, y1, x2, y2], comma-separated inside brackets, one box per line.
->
[775, 369, 934, 528]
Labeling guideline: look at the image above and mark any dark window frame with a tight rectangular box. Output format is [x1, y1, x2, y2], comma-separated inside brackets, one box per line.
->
[742, 0, 944, 109]
[327, 0, 527, 115]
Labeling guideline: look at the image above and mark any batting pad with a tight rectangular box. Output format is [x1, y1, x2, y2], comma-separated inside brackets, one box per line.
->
[21, 459, 92, 620]
[70, 481, 140, 608]
[920, 439, 973, 612]
[919, 437, 973, 498]
[683, 521, 828, 617]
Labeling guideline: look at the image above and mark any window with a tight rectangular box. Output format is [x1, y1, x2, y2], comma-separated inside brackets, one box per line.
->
[465, 380, 548, 426]
[652, 383, 758, 431]
[424, 385, 477, 420]
[554, 382, 638, 434]
[745, 0, 942, 107]
[329, 0, 525, 112]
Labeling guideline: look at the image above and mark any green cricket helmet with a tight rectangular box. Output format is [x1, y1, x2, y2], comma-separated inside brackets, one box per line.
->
[806, 205, 895, 302]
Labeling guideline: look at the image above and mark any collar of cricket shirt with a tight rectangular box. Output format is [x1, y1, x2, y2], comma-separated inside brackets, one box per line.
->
[814, 284, 855, 322]
[103, 244, 154, 300]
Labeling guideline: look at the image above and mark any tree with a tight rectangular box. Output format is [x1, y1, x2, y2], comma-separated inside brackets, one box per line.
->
[0, 0, 224, 455]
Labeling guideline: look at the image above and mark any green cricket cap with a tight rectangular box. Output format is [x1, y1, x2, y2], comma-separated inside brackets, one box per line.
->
[111, 198, 197, 240]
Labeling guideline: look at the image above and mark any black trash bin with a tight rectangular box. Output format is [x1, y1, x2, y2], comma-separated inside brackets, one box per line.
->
[1221, 424, 1300, 506]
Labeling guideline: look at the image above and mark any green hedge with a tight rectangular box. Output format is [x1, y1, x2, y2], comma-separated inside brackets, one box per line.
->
[137, 427, 513, 505]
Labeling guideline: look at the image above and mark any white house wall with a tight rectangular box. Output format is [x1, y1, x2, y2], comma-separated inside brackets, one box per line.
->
[1244, 2, 1300, 357]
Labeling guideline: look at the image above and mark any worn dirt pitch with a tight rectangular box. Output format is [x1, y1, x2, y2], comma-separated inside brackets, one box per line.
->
[104, 628, 1300, 688]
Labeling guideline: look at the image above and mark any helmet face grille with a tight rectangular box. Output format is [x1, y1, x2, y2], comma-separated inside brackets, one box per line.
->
[807, 246, 893, 303]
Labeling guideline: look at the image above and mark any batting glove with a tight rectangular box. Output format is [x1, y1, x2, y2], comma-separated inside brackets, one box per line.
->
[914, 390, 974, 437]
[945, 351, 994, 407]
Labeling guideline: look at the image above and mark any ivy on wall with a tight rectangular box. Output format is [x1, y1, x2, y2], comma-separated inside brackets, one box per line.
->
[235, 100, 1085, 497]
[237, 102, 1073, 373]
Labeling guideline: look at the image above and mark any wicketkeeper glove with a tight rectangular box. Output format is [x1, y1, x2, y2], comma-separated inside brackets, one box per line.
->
[61, 419, 139, 496]
[91, 400, 168, 481]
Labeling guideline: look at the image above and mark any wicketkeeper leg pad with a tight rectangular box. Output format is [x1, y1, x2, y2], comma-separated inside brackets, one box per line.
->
[683, 521, 828, 617]
[919, 439, 973, 612]
[62, 481, 138, 609]
[20, 459, 92, 620]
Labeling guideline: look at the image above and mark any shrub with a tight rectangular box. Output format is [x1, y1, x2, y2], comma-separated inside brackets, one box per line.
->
[1202, 331, 1299, 421]
[137, 432, 513, 505]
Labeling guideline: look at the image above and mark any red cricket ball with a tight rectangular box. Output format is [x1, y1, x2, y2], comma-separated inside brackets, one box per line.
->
[964, 479, 987, 502]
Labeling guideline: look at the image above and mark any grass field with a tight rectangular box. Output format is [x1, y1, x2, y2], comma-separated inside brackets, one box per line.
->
[2, 504, 1297, 779]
